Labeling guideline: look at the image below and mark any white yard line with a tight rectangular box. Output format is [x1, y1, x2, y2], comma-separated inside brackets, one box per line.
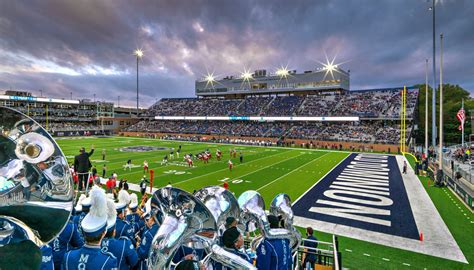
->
[256, 152, 330, 191]
[173, 150, 293, 185]
[292, 153, 351, 205]
[223, 153, 307, 182]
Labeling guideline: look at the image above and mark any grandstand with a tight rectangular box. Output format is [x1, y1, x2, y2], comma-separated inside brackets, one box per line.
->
[129, 76, 419, 152]
[0, 90, 149, 136]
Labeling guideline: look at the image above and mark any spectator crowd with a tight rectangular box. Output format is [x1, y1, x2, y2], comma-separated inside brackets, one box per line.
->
[145, 89, 418, 118]
[127, 88, 418, 145]
[127, 120, 408, 145]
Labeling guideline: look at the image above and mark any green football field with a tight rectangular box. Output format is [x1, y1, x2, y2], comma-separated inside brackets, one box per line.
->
[56, 136, 474, 270]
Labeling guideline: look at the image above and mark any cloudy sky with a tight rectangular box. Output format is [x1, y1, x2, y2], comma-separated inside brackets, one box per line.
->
[0, 0, 473, 107]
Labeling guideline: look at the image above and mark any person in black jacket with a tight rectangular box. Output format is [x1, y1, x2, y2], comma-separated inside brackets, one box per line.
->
[74, 146, 94, 191]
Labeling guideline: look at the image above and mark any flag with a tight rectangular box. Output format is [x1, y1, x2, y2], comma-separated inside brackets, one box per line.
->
[456, 108, 465, 131]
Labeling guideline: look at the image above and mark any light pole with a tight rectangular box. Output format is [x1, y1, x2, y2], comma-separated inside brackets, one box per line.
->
[438, 33, 444, 169]
[429, 0, 437, 150]
[118, 96, 120, 107]
[40, 89, 43, 97]
[70, 92, 72, 100]
[425, 59, 429, 157]
[134, 49, 144, 133]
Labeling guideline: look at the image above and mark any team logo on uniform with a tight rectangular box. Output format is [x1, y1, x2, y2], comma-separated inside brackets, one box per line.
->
[42, 255, 52, 263]
[78, 254, 89, 268]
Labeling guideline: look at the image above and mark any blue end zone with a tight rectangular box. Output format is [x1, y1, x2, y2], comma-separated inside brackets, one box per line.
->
[293, 153, 420, 240]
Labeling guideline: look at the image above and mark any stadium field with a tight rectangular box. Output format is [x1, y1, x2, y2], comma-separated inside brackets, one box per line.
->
[56, 136, 474, 270]
[57, 136, 348, 206]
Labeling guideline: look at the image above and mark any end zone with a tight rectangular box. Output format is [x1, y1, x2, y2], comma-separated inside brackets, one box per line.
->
[293, 153, 467, 263]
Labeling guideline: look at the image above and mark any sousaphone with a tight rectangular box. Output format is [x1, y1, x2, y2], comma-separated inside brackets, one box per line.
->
[0, 107, 74, 249]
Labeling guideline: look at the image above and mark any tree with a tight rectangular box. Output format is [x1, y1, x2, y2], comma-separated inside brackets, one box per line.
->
[414, 83, 471, 146]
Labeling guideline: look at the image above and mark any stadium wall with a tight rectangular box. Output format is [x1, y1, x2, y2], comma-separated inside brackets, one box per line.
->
[119, 131, 399, 153]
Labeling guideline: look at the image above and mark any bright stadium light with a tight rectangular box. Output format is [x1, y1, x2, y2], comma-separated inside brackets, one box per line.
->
[317, 53, 347, 80]
[323, 62, 336, 72]
[134, 48, 144, 58]
[205, 73, 215, 82]
[240, 67, 253, 90]
[240, 70, 253, 80]
[204, 71, 217, 89]
[275, 66, 290, 78]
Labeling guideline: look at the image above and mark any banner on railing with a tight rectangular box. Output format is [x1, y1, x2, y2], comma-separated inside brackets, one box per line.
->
[52, 130, 111, 137]
[0, 95, 80, 104]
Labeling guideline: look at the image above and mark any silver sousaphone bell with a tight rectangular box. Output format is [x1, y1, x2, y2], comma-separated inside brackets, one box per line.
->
[270, 193, 302, 252]
[194, 186, 241, 233]
[0, 107, 74, 247]
[148, 187, 217, 269]
[194, 186, 257, 270]
[238, 191, 298, 252]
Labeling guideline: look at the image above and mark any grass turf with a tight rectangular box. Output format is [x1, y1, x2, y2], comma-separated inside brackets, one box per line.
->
[56, 136, 473, 269]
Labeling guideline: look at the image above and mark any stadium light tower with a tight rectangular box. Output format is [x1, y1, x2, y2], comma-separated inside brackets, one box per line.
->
[134, 49, 144, 114]
[429, 0, 437, 149]
[134, 48, 144, 133]
[425, 59, 429, 157]
[439, 33, 444, 171]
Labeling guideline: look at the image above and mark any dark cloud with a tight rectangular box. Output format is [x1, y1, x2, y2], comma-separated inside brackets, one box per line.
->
[0, 0, 473, 107]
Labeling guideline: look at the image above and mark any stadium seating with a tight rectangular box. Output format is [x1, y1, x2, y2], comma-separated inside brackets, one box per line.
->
[43, 122, 102, 132]
[126, 120, 409, 145]
[146, 89, 418, 118]
[130, 88, 418, 145]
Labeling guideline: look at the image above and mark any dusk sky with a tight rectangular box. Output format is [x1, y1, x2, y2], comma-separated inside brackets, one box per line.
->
[0, 0, 473, 107]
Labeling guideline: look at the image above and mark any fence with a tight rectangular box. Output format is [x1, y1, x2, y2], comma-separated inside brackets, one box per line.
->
[244, 235, 341, 270]
[441, 143, 474, 185]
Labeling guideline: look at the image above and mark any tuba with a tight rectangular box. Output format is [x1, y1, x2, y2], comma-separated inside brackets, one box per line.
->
[270, 193, 302, 253]
[194, 186, 240, 234]
[238, 191, 297, 251]
[148, 187, 217, 269]
[0, 107, 74, 253]
[194, 186, 256, 270]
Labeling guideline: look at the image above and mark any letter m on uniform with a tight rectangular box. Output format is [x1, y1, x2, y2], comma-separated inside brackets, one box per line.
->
[79, 254, 89, 263]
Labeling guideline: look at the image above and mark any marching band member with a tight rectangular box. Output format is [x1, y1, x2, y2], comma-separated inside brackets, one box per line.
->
[101, 198, 138, 270]
[51, 217, 84, 269]
[136, 204, 159, 270]
[256, 215, 292, 270]
[115, 191, 135, 244]
[61, 186, 117, 269]
[125, 194, 142, 235]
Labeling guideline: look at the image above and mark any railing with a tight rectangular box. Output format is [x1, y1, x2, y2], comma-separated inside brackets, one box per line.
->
[244, 235, 341, 270]
[441, 143, 474, 185]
